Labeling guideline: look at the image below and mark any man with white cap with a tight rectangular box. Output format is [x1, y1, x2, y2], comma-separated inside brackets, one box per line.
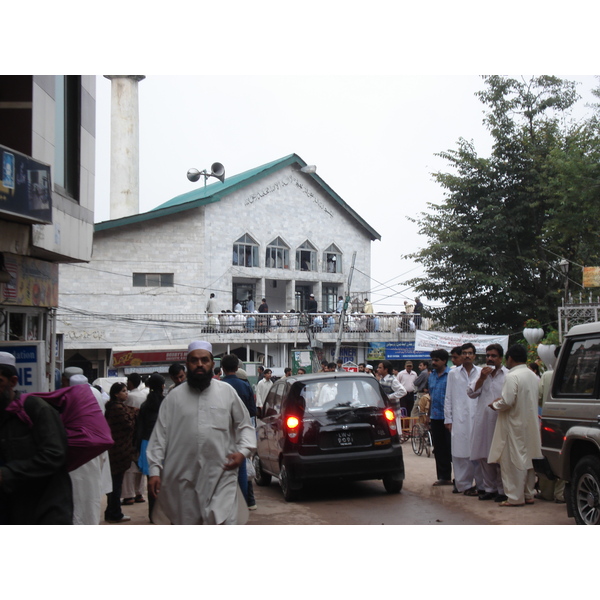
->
[0, 352, 73, 524]
[146, 341, 256, 524]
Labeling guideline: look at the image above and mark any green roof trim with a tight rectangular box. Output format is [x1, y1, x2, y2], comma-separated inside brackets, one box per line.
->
[95, 153, 381, 240]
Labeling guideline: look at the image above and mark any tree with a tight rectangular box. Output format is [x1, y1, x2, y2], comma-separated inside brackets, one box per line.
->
[407, 76, 600, 335]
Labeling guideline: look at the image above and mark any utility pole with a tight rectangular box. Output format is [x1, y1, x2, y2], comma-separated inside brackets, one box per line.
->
[334, 251, 357, 363]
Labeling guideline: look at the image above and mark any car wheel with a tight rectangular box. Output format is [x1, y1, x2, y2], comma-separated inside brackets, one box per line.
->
[253, 455, 272, 487]
[383, 475, 403, 494]
[571, 455, 600, 525]
[411, 424, 424, 456]
[279, 463, 300, 502]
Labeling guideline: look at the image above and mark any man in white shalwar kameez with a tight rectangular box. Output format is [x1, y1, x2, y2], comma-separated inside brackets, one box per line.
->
[68, 375, 112, 525]
[467, 344, 508, 502]
[488, 344, 542, 507]
[444, 343, 481, 493]
[147, 341, 256, 525]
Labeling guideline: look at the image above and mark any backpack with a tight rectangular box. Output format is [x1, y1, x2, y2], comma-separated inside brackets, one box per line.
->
[5, 384, 114, 472]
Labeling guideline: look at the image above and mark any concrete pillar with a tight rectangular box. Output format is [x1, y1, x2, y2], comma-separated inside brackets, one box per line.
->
[105, 75, 145, 220]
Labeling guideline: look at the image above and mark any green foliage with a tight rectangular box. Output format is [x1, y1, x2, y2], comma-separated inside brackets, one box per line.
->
[407, 75, 600, 334]
[541, 329, 560, 345]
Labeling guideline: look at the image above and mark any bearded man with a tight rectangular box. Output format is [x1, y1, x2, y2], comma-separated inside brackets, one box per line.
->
[146, 341, 256, 524]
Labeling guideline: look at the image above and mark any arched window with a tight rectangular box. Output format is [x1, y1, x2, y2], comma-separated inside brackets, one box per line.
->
[266, 237, 290, 269]
[233, 234, 259, 267]
[296, 240, 317, 271]
[324, 244, 342, 273]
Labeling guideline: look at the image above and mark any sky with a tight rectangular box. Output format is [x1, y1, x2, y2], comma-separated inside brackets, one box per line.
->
[8, 1, 597, 315]
[92, 73, 600, 314]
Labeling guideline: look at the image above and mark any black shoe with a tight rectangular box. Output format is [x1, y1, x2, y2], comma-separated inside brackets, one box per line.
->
[479, 492, 497, 501]
[494, 494, 508, 503]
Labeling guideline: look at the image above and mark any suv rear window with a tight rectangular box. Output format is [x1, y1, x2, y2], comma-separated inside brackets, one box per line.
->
[555, 336, 600, 397]
[293, 378, 386, 411]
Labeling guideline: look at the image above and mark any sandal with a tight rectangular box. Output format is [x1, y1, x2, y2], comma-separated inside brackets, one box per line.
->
[463, 487, 479, 497]
[498, 500, 525, 507]
[525, 499, 535, 505]
[134, 495, 146, 503]
[121, 498, 135, 506]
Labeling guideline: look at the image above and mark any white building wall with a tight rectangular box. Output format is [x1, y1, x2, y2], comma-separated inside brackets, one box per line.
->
[29, 75, 96, 262]
[58, 161, 381, 363]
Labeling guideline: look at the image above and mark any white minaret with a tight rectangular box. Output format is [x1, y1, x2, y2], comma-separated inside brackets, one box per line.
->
[104, 75, 145, 220]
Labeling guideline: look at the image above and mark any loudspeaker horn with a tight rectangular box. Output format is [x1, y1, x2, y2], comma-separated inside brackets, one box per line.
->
[210, 162, 225, 183]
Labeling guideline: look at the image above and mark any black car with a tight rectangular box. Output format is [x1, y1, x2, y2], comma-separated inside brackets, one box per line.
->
[253, 372, 405, 501]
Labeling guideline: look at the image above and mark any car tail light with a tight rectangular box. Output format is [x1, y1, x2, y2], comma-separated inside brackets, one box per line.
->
[285, 415, 301, 443]
[384, 409, 398, 434]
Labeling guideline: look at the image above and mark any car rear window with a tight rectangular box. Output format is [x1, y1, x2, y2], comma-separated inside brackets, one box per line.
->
[293, 378, 386, 411]
[555, 336, 600, 397]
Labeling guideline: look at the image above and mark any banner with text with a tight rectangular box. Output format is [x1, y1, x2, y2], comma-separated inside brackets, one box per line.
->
[414, 330, 509, 354]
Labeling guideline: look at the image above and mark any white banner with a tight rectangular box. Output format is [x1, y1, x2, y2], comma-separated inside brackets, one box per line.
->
[414, 330, 509, 354]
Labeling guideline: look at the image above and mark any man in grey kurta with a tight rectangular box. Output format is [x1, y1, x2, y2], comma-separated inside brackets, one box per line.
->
[488, 344, 542, 507]
[147, 341, 256, 524]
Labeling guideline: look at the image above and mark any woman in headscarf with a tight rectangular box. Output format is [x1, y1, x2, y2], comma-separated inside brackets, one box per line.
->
[136, 373, 165, 522]
[104, 382, 137, 523]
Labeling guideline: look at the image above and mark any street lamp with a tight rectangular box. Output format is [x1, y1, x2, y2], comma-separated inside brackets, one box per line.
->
[559, 258, 569, 304]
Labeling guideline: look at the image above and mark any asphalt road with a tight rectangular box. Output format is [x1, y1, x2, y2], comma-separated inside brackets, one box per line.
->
[103, 444, 574, 525]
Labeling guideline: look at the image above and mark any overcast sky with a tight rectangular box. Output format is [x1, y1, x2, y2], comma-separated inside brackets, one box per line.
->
[93, 73, 599, 313]
[9, 1, 598, 313]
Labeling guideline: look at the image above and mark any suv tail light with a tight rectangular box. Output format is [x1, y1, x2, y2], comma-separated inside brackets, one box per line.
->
[384, 409, 398, 435]
[285, 415, 301, 443]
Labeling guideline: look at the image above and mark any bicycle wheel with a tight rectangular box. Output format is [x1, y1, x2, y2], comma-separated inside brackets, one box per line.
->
[411, 424, 424, 456]
[424, 430, 433, 457]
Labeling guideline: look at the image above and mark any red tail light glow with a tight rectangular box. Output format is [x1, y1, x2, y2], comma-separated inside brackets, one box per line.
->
[286, 416, 300, 429]
[384, 409, 398, 434]
[285, 415, 301, 442]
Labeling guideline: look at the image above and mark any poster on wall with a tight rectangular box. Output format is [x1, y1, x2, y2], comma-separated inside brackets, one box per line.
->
[1, 253, 58, 307]
[0, 341, 48, 394]
[292, 350, 313, 374]
[0, 144, 52, 224]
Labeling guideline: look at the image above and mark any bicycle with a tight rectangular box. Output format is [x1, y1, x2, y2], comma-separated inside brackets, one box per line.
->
[411, 397, 433, 457]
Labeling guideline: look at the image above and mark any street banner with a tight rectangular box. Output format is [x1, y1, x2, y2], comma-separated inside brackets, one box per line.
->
[415, 330, 509, 353]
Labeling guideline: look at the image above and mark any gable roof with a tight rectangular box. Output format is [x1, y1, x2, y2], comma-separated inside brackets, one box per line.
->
[95, 153, 381, 240]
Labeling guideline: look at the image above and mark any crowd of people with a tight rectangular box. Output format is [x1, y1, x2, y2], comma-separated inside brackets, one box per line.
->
[200, 294, 427, 334]
[0, 337, 548, 525]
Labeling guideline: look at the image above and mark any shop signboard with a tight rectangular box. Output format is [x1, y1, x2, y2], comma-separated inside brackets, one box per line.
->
[0, 341, 47, 393]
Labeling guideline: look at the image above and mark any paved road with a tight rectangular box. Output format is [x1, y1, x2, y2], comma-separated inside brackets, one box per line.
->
[106, 445, 573, 525]
[246, 447, 573, 525]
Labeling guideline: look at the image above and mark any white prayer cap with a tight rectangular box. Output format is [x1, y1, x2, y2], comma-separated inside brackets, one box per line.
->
[70, 374, 89, 386]
[0, 351, 16, 367]
[188, 340, 213, 354]
[366, 364, 373, 370]
[64, 366, 84, 377]
[236, 368, 248, 380]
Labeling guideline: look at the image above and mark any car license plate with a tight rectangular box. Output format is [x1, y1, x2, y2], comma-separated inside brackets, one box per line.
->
[337, 431, 354, 446]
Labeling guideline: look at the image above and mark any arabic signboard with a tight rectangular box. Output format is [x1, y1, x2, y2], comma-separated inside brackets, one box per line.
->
[0, 144, 52, 224]
[112, 349, 188, 368]
[384, 342, 431, 361]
